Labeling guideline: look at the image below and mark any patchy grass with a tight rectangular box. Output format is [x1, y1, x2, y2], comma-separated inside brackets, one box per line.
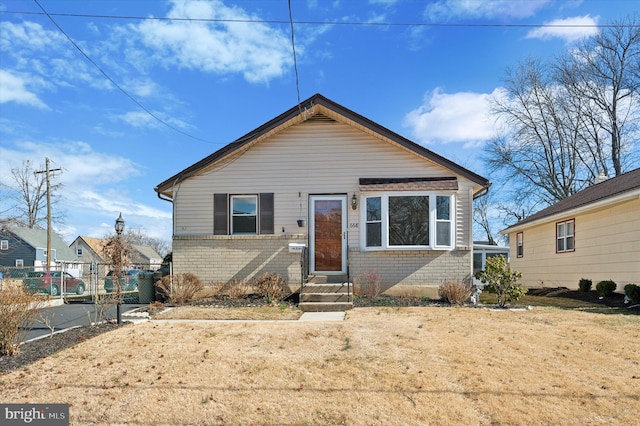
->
[1, 307, 639, 425]
[153, 305, 303, 320]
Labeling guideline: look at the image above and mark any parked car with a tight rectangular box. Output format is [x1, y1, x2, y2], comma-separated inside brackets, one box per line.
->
[104, 269, 143, 293]
[23, 271, 86, 296]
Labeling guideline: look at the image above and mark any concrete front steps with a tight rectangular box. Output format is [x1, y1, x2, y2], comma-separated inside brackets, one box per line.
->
[299, 275, 353, 312]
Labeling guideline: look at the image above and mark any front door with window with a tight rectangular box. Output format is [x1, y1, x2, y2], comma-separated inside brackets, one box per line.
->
[310, 195, 347, 275]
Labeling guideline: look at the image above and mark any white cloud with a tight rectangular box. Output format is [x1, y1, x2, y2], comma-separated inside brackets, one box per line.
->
[403, 88, 505, 147]
[0, 70, 48, 108]
[424, 0, 552, 21]
[526, 15, 599, 43]
[134, 0, 292, 83]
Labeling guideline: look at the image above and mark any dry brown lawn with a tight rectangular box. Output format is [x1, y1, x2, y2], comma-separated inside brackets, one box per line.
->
[1, 306, 639, 425]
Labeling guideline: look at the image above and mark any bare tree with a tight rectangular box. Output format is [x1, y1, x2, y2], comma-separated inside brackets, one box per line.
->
[555, 16, 640, 177]
[473, 194, 496, 245]
[0, 160, 64, 228]
[103, 227, 170, 257]
[488, 58, 588, 210]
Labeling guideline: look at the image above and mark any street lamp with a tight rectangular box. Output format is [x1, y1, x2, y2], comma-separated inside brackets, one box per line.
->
[115, 213, 125, 236]
[114, 213, 125, 324]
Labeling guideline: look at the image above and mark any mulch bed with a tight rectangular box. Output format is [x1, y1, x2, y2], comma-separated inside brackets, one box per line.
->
[2, 289, 636, 373]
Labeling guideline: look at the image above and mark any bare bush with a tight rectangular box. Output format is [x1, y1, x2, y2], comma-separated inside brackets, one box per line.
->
[439, 280, 472, 305]
[251, 272, 289, 301]
[156, 273, 204, 305]
[213, 279, 254, 299]
[0, 287, 43, 356]
[355, 270, 383, 298]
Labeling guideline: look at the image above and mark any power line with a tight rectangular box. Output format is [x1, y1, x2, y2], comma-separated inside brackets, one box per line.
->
[33, 0, 212, 144]
[288, 0, 302, 115]
[3, 9, 638, 28]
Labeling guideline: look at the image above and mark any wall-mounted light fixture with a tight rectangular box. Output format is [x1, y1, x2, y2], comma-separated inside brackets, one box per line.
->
[351, 193, 358, 210]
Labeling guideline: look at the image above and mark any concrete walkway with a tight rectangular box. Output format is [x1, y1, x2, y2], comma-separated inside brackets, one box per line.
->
[122, 309, 346, 323]
[298, 311, 346, 321]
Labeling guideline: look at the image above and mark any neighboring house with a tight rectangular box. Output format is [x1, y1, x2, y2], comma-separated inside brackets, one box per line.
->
[155, 93, 490, 297]
[130, 244, 162, 271]
[501, 168, 640, 290]
[69, 236, 162, 271]
[69, 236, 109, 275]
[0, 225, 81, 276]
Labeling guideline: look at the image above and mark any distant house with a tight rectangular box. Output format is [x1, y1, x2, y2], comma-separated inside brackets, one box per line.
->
[69, 236, 162, 272]
[130, 244, 162, 271]
[69, 236, 109, 275]
[501, 168, 640, 290]
[0, 225, 81, 276]
[155, 93, 490, 299]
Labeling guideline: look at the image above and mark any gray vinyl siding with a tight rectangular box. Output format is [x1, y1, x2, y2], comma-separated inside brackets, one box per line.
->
[172, 120, 477, 249]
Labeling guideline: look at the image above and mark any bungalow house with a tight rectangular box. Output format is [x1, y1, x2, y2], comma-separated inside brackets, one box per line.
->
[0, 225, 81, 276]
[501, 168, 640, 290]
[155, 94, 490, 306]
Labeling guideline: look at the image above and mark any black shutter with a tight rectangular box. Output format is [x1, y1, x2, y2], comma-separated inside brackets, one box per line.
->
[213, 193, 228, 235]
[259, 193, 274, 234]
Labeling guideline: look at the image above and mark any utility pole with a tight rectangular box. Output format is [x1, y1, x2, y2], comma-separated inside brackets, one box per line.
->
[35, 158, 62, 269]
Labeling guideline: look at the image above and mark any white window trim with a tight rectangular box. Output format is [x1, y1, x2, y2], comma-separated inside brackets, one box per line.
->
[0, 240, 8, 250]
[16, 259, 24, 267]
[230, 194, 258, 235]
[556, 219, 575, 253]
[360, 192, 456, 251]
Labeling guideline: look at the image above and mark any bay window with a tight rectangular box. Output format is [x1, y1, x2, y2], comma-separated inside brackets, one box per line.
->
[362, 193, 455, 249]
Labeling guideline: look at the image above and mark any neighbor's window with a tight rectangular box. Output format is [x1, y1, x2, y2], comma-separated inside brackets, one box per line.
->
[363, 193, 454, 249]
[16, 259, 24, 267]
[556, 219, 575, 253]
[77, 248, 83, 256]
[0, 240, 8, 250]
[231, 195, 258, 234]
[516, 232, 523, 258]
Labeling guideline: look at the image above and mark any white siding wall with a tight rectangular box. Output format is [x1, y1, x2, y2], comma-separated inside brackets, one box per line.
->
[172, 120, 477, 247]
[509, 198, 640, 289]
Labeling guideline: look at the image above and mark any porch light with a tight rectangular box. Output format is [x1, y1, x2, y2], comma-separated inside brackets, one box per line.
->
[351, 193, 358, 210]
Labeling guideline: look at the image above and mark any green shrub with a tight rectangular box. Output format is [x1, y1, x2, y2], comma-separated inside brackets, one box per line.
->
[595, 280, 617, 297]
[624, 284, 640, 304]
[578, 278, 592, 292]
[474, 255, 527, 308]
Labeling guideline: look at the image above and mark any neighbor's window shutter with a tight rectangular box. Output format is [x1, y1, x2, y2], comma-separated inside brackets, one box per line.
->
[213, 193, 228, 235]
[259, 193, 274, 234]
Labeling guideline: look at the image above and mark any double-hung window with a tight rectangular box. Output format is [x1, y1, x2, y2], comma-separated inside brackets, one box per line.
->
[231, 195, 258, 234]
[556, 219, 574, 253]
[362, 193, 454, 250]
[516, 232, 523, 258]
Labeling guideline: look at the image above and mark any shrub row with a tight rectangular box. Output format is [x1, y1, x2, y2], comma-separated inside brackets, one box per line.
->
[578, 279, 640, 303]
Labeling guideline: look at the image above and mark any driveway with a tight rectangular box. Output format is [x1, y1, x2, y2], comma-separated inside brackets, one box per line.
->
[26, 302, 144, 342]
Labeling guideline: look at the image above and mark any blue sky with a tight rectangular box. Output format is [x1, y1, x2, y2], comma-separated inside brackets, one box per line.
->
[1, 0, 637, 245]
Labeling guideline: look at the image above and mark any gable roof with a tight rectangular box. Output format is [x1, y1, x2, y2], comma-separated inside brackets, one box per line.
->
[155, 93, 490, 197]
[502, 167, 640, 233]
[132, 244, 162, 261]
[73, 236, 108, 261]
[4, 225, 76, 260]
